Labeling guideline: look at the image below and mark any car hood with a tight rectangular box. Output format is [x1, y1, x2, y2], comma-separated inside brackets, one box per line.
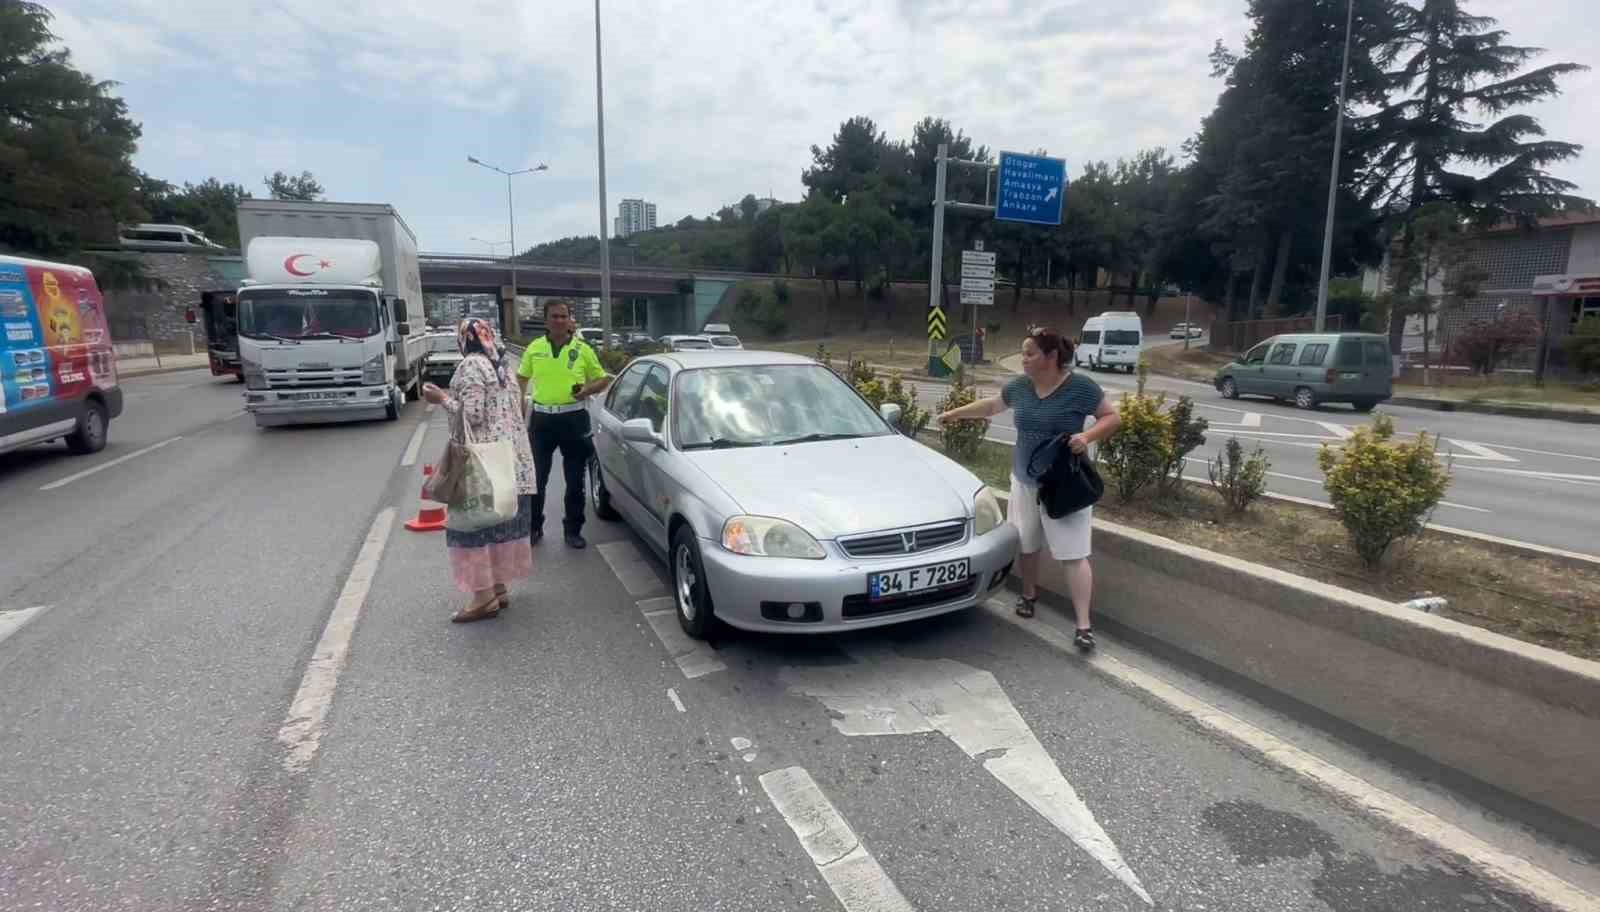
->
[683, 434, 980, 539]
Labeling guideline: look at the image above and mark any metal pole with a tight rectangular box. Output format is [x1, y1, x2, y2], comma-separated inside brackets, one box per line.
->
[927, 143, 948, 375]
[594, 0, 613, 350]
[506, 173, 517, 335]
[1313, 0, 1355, 332]
[1184, 292, 1192, 351]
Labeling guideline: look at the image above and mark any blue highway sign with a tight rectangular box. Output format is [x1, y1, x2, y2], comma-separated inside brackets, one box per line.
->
[996, 152, 1067, 226]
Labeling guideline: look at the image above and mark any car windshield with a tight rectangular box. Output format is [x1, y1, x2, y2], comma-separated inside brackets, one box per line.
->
[674, 364, 891, 449]
[1105, 330, 1141, 345]
[238, 289, 380, 340]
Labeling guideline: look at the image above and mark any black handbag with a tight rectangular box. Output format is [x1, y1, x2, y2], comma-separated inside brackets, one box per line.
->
[1028, 437, 1103, 518]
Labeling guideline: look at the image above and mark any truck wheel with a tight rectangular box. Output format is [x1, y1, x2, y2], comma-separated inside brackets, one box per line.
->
[385, 389, 400, 421]
[66, 400, 108, 454]
[404, 376, 421, 401]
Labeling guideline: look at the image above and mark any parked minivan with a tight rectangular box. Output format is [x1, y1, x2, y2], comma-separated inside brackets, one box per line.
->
[1214, 332, 1392, 411]
[0, 255, 123, 456]
[1076, 312, 1143, 372]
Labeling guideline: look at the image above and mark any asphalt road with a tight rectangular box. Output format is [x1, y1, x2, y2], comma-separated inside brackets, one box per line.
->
[914, 343, 1600, 558]
[2, 369, 1596, 911]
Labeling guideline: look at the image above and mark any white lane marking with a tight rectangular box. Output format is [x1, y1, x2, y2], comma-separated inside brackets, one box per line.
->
[666, 687, 686, 712]
[760, 766, 917, 912]
[985, 601, 1600, 912]
[0, 605, 49, 647]
[784, 646, 1152, 905]
[731, 735, 757, 762]
[425, 403, 436, 415]
[221, 409, 247, 421]
[599, 541, 668, 597]
[1182, 458, 1492, 513]
[1316, 421, 1354, 439]
[399, 421, 428, 468]
[276, 508, 396, 773]
[639, 597, 727, 678]
[1454, 465, 1600, 485]
[39, 436, 183, 491]
[1240, 411, 1262, 427]
[1455, 441, 1600, 464]
[1446, 439, 1517, 463]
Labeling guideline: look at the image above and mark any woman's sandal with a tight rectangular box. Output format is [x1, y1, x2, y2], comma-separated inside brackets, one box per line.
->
[451, 594, 500, 623]
[1015, 596, 1037, 618]
[493, 584, 509, 614]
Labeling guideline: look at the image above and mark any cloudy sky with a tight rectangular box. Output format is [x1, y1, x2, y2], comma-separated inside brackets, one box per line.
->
[51, 0, 1598, 253]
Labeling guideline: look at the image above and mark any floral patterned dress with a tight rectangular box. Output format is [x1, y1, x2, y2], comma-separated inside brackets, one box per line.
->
[441, 352, 537, 592]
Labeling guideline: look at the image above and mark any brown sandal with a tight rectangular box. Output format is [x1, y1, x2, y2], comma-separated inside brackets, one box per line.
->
[1015, 596, 1037, 618]
[451, 594, 500, 623]
[493, 584, 509, 613]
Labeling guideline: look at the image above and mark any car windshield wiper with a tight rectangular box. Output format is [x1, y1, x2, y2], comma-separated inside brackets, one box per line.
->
[300, 332, 364, 343]
[680, 437, 764, 450]
[770, 432, 864, 446]
[242, 331, 301, 344]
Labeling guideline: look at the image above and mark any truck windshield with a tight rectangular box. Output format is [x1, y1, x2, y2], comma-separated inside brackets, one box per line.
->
[239, 289, 380, 340]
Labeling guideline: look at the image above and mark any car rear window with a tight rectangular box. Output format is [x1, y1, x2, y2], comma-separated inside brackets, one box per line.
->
[1297, 343, 1330, 366]
[1335, 339, 1364, 367]
[1364, 340, 1391, 366]
[1104, 330, 1140, 346]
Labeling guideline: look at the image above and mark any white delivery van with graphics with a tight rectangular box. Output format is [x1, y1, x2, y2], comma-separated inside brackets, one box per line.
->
[1075, 311, 1144, 373]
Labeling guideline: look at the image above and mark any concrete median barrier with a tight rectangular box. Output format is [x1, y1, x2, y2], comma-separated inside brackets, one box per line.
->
[996, 492, 1600, 841]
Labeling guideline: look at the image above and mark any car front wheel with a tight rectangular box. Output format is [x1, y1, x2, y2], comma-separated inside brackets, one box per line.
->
[66, 399, 108, 454]
[1294, 386, 1318, 410]
[589, 457, 621, 521]
[1220, 377, 1238, 399]
[671, 526, 716, 640]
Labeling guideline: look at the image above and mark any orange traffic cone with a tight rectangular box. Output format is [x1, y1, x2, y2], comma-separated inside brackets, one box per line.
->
[405, 464, 447, 532]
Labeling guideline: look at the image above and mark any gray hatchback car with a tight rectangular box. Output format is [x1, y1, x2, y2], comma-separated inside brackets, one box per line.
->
[1214, 332, 1393, 411]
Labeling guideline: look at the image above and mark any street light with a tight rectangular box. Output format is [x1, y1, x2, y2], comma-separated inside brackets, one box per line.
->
[593, 0, 613, 349]
[467, 155, 548, 333]
[1313, 0, 1356, 332]
[470, 236, 511, 256]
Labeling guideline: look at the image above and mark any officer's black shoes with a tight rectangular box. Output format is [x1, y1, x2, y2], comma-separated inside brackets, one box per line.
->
[564, 533, 588, 549]
[530, 529, 544, 546]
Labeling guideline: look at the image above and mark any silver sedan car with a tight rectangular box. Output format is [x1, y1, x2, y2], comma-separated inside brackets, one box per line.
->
[588, 351, 1019, 639]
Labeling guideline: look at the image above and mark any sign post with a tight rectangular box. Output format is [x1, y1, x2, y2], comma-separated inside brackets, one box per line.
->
[961, 244, 996, 364]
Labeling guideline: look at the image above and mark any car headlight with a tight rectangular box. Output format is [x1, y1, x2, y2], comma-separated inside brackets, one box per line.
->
[242, 358, 267, 390]
[363, 353, 385, 385]
[721, 516, 826, 560]
[974, 487, 1004, 536]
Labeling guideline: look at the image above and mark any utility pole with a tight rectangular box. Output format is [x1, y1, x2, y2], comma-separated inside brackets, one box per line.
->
[1313, 0, 1356, 332]
[594, 0, 613, 350]
[926, 144, 949, 375]
[1184, 292, 1192, 351]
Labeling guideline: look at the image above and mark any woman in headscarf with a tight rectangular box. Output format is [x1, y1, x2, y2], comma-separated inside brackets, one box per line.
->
[421, 319, 537, 622]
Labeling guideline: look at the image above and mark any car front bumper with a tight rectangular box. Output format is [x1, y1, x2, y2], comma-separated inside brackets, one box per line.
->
[245, 387, 392, 426]
[697, 524, 1020, 634]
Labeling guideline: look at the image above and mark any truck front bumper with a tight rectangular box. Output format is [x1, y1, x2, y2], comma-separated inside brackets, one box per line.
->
[245, 386, 392, 426]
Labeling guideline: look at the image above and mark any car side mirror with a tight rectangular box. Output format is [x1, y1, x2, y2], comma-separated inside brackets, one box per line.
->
[880, 402, 903, 426]
[621, 417, 661, 447]
[393, 298, 409, 323]
[397, 322, 411, 336]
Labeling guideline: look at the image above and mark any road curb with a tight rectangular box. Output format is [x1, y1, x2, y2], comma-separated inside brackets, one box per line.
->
[1387, 396, 1600, 424]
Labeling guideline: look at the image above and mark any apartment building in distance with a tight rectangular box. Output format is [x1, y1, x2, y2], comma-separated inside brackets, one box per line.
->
[614, 198, 657, 238]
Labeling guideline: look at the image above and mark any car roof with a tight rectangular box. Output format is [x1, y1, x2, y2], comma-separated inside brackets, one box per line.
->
[637, 350, 817, 371]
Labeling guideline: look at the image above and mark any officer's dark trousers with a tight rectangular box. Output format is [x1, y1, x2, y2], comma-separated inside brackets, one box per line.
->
[529, 410, 594, 538]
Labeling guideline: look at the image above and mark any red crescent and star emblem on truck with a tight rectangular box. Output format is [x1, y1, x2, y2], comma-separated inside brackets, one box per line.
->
[283, 254, 334, 277]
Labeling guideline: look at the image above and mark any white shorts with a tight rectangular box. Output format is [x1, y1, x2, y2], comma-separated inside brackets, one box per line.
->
[1009, 474, 1093, 561]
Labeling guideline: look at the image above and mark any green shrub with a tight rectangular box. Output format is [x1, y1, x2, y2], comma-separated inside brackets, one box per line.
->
[853, 368, 927, 437]
[1208, 438, 1269, 518]
[847, 356, 877, 387]
[936, 365, 989, 461]
[1158, 396, 1208, 493]
[598, 349, 631, 374]
[1098, 391, 1173, 502]
[1316, 415, 1451, 569]
[736, 286, 788, 336]
[1563, 316, 1600, 377]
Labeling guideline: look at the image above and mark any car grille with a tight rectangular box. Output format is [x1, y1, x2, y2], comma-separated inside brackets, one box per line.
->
[265, 367, 365, 388]
[841, 578, 978, 619]
[838, 520, 968, 559]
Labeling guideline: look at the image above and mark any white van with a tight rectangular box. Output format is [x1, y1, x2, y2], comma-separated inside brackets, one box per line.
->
[1076, 312, 1144, 372]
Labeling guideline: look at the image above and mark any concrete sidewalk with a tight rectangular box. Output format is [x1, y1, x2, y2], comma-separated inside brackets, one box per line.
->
[117, 353, 210, 377]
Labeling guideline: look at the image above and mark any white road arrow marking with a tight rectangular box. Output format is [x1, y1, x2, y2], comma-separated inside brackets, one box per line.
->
[0, 605, 50, 647]
[783, 647, 1152, 905]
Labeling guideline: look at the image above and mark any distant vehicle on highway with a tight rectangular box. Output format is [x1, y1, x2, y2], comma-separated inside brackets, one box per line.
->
[578, 327, 604, 346]
[702, 322, 732, 334]
[588, 350, 1017, 638]
[1215, 332, 1393, 412]
[421, 331, 463, 385]
[1076, 312, 1143, 372]
[1169, 322, 1204, 339]
[118, 223, 225, 250]
[0, 255, 122, 457]
[708, 333, 743, 350]
[187, 291, 242, 379]
[662, 335, 714, 351]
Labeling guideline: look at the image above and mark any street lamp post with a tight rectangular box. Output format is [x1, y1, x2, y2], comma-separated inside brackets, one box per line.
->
[593, 0, 613, 349]
[467, 156, 547, 333]
[1313, 0, 1356, 332]
[470, 236, 510, 256]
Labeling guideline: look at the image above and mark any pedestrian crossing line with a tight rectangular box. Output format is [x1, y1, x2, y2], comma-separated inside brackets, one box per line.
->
[759, 766, 916, 912]
[276, 507, 396, 774]
[638, 597, 726, 679]
[985, 599, 1599, 912]
[1445, 439, 1517, 463]
[1316, 422, 1354, 439]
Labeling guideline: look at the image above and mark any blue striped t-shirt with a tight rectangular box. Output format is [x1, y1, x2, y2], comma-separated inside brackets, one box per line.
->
[1002, 372, 1104, 481]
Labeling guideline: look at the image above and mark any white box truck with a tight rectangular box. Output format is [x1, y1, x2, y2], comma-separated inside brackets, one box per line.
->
[234, 200, 427, 427]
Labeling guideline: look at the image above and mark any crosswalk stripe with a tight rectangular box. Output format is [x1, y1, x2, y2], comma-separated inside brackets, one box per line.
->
[760, 766, 916, 912]
[1316, 422, 1353, 439]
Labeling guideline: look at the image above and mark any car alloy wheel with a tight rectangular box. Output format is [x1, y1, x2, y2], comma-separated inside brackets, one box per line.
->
[675, 544, 698, 625]
[1221, 378, 1237, 399]
[1295, 387, 1316, 410]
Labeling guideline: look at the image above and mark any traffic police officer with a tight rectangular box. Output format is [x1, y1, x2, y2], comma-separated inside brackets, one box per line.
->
[517, 300, 611, 549]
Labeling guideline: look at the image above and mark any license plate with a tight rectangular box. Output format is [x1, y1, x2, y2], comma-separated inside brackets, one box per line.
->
[869, 558, 971, 601]
[296, 391, 344, 401]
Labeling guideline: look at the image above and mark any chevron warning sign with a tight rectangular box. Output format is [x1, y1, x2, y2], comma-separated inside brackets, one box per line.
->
[927, 306, 947, 340]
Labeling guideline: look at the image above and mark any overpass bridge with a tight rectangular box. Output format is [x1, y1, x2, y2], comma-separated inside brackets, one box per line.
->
[417, 255, 791, 335]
